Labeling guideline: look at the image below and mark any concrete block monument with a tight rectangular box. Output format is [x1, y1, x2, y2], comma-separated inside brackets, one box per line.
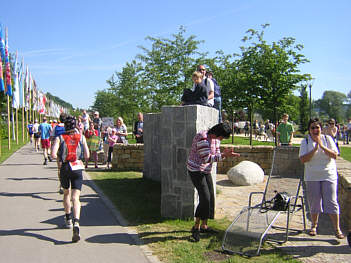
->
[157, 105, 218, 218]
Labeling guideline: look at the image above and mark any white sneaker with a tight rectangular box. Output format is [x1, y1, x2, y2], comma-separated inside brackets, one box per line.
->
[64, 218, 73, 229]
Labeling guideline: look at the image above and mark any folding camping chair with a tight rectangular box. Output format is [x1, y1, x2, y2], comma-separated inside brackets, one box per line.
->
[222, 148, 306, 257]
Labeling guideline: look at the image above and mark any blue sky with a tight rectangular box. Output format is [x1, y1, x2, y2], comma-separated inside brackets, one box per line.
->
[2, 0, 350, 109]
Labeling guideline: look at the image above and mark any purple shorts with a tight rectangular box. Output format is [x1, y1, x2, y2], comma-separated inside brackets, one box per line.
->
[306, 180, 340, 214]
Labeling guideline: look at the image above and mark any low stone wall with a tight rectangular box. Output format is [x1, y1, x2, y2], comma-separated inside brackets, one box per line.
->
[111, 143, 351, 227]
[336, 158, 351, 229]
[218, 145, 304, 178]
[111, 144, 144, 171]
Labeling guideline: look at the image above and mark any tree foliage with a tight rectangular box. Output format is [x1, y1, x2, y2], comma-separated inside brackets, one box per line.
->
[299, 85, 309, 132]
[91, 25, 317, 131]
[136, 26, 207, 111]
[46, 92, 74, 110]
[315, 90, 347, 123]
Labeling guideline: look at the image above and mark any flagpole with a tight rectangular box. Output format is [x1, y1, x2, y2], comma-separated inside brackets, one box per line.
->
[25, 107, 28, 141]
[16, 108, 19, 144]
[22, 107, 25, 142]
[12, 107, 15, 141]
[7, 95, 11, 150]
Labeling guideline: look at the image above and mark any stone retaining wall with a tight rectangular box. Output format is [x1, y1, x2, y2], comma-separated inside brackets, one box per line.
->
[111, 142, 351, 227]
[112, 144, 144, 171]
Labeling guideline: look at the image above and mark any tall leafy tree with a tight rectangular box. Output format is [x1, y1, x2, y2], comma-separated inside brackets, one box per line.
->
[233, 25, 310, 144]
[104, 60, 147, 124]
[91, 90, 117, 118]
[136, 26, 206, 111]
[299, 84, 309, 133]
[315, 90, 347, 123]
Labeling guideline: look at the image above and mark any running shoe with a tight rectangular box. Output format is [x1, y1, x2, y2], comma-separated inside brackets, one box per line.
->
[72, 223, 80, 243]
[64, 218, 73, 229]
[43, 159, 48, 165]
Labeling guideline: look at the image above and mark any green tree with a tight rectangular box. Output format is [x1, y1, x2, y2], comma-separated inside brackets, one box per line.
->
[299, 84, 309, 133]
[315, 90, 347, 123]
[136, 26, 206, 111]
[106, 60, 148, 124]
[91, 90, 117, 118]
[236, 25, 310, 144]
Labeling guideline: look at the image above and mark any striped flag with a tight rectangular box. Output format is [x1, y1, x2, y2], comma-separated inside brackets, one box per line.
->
[4, 27, 12, 97]
[0, 24, 5, 59]
[0, 52, 4, 92]
[19, 58, 25, 108]
[0, 25, 5, 92]
[12, 51, 20, 108]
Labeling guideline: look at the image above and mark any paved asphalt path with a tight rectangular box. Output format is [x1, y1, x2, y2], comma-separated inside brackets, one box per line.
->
[0, 143, 155, 263]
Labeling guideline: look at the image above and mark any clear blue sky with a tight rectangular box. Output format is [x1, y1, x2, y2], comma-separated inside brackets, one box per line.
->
[2, 0, 350, 109]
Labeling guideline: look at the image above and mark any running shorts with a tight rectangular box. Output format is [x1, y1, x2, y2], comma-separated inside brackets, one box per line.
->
[41, 138, 51, 149]
[60, 162, 83, 190]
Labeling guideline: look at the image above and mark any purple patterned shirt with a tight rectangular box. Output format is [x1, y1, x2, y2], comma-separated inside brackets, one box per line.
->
[187, 130, 222, 174]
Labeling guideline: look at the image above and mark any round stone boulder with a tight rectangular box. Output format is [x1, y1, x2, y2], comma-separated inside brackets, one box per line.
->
[227, 161, 264, 186]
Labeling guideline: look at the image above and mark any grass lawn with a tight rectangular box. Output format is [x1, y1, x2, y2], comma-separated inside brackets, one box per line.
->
[340, 146, 351, 162]
[89, 171, 302, 263]
[0, 129, 30, 164]
[221, 135, 275, 146]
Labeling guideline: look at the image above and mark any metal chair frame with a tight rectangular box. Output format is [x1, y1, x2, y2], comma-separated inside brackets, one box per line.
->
[222, 148, 306, 256]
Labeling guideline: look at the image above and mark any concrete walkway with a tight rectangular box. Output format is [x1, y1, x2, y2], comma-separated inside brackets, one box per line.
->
[0, 143, 158, 263]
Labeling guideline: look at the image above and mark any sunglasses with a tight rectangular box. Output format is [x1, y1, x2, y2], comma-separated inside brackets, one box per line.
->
[310, 126, 320, 130]
[199, 68, 206, 71]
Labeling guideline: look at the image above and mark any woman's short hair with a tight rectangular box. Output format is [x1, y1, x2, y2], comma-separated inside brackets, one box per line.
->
[208, 122, 232, 139]
[307, 118, 322, 131]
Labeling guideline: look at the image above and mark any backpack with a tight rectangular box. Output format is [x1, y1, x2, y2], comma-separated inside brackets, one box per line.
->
[54, 125, 65, 137]
[58, 134, 83, 162]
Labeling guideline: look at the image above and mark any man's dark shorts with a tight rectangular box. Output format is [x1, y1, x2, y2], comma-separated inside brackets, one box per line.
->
[60, 162, 83, 190]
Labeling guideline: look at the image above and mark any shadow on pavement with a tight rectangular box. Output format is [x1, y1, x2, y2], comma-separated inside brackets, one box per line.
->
[0, 191, 56, 201]
[85, 233, 138, 244]
[0, 228, 71, 245]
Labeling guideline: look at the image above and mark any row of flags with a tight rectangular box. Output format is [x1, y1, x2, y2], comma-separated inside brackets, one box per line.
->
[0, 24, 69, 117]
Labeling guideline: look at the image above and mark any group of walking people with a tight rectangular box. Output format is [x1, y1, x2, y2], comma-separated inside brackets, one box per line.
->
[27, 110, 144, 243]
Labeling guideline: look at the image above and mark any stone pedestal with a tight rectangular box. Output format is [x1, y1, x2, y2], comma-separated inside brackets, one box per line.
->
[159, 105, 218, 219]
[143, 113, 162, 181]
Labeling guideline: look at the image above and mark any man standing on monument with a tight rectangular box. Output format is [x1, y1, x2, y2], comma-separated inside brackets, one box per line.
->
[197, 65, 214, 107]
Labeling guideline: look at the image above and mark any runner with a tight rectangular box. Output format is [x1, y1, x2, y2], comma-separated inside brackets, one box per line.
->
[27, 121, 34, 144]
[53, 114, 67, 194]
[32, 120, 40, 152]
[51, 116, 89, 242]
[38, 117, 52, 165]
